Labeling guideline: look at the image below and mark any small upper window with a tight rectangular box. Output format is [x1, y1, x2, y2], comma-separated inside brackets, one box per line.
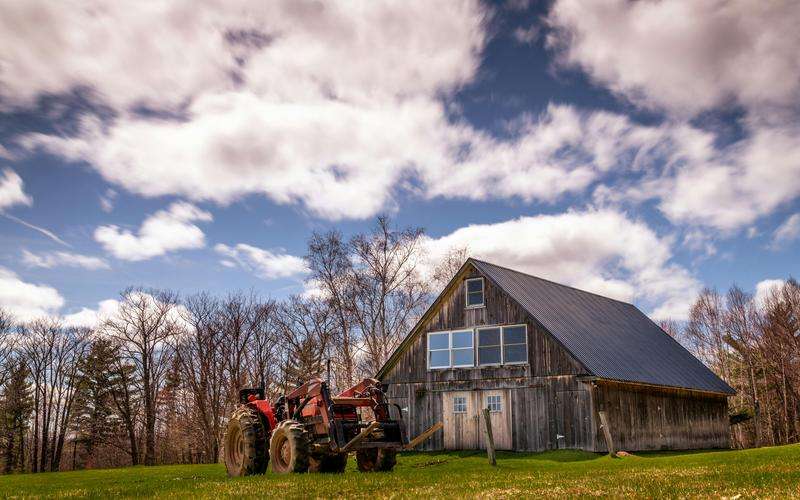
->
[465, 278, 484, 308]
[486, 395, 502, 413]
[453, 396, 467, 414]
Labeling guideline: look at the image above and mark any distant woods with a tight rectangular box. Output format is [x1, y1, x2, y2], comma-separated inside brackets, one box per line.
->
[0, 217, 437, 472]
[0, 216, 798, 472]
[681, 281, 800, 449]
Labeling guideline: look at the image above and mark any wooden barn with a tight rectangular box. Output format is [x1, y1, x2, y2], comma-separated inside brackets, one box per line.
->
[377, 258, 735, 452]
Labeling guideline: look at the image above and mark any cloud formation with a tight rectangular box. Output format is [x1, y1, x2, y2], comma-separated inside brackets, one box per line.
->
[215, 243, 308, 280]
[0, 169, 32, 211]
[547, 0, 800, 115]
[95, 202, 212, 261]
[771, 214, 800, 248]
[21, 250, 110, 270]
[0, 266, 64, 321]
[423, 209, 701, 320]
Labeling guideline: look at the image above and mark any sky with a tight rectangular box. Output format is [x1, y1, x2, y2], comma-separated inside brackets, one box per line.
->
[0, 0, 799, 326]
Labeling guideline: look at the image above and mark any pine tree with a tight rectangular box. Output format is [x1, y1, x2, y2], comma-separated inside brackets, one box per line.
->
[1, 361, 33, 473]
[71, 339, 117, 469]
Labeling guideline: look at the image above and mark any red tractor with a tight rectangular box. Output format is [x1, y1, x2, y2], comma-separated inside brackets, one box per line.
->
[224, 377, 435, 475]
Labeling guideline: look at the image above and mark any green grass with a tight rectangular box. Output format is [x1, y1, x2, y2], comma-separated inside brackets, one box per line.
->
[2, 445, 799, 499]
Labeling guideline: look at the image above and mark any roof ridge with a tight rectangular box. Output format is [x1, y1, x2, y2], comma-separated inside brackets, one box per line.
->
[469, 257, 635, 307]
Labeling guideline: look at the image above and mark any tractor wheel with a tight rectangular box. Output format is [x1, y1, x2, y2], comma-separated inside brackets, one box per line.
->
[356, 449, 397, 472]
[308, 452, 348, 473]
[269, 419, 311, 473]
[223, 406, 268, 477]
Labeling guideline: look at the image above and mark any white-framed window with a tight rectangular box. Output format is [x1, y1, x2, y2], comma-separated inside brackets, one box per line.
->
[486, 395, 502, 413]
[427, 332, 450, 369]
[427, 330, 475, 369]
[502, 325, 527, 364]
[453, 396, 467, 414]
[477, 324, 528, 366]
[465, 277, 484, 308]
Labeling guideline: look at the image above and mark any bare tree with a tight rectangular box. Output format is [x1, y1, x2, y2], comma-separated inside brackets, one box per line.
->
[176, 293, 227, 462]
[349, 217, 430, 375]
[307, 230, 358, 388]
[0, 308, 16, 388]
[18, 319, 89, 472]
[429, 245, 470, 293]
[102, 288, 181, 466]
[274, 296, 335, 389]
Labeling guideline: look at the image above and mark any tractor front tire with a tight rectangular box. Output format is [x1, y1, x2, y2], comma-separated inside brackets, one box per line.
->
[223, 406, 268, 477]
[269, 420, 311, 473]
[309, 452, 348, 473]
[356, 449, 397, 472]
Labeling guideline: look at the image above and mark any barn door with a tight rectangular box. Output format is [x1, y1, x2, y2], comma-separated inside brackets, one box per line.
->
[442, 391, 479, 449]
[478, 389, 513, 450]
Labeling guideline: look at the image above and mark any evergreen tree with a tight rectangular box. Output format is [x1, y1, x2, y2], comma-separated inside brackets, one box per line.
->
[1, 361, 33, 473]
[71, 339, 116, 469]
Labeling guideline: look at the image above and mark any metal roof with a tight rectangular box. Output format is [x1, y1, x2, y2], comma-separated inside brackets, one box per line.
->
[470, 259, 734, 395]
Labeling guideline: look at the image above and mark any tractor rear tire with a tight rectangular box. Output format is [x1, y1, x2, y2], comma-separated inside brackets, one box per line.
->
[223, 406, 268, 477]
[309, 452, 348, 473]
[269, 420, 311, 473]
[356, 449, 397, 472]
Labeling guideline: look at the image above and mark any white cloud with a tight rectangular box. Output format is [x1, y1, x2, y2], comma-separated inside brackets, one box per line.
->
[215, 243, 308, 280]
[547, 0, 800, 115]
[771, 214, 800, 248]
[423, 209, 701, 320]
[62, 298, 120, 328]
[99, 188, 117, 213]
[513, 25, 539, 45]
[0, 266, 64, 321]
[754, 279, 785, 309]
[63, 292, 190, 329]
[682, 229, 716, 257]
[22, 250, 110, 270]
[95, 201, 212, 261]
[0, 169, 32, 211]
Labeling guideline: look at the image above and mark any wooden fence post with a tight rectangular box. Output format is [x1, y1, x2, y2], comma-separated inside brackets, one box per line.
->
[598, 410, 616, 457]
[482, 408, 497, 466]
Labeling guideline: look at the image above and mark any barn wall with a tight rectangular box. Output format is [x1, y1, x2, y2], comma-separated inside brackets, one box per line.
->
[382, 264, 593, 451]
[593, 381, 730, 451]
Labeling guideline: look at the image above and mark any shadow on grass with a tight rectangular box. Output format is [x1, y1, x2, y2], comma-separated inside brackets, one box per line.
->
[401, 449, 604, 464]
[632, 448, 736, 459]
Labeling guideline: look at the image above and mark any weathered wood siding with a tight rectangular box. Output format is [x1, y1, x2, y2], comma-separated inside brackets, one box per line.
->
[382, 264, 593, 451]
[593, 381, 730, 451]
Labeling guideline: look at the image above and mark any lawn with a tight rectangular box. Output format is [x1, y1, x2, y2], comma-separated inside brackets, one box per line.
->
[2, 444, 799, 499]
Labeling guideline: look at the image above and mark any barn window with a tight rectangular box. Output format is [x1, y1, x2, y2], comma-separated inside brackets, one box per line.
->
[428, 332, 450, 369]
[428, 330, 475, 369]
[451, 330, 475, 367]
[453, 396, 467, 413]
[486, 395, 502, 413]
[502, 325, 527, 364]
[477, 327, 501, 365]
[465, 278, 484, 308]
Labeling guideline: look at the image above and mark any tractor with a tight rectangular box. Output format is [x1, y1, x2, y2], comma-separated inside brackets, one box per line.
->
[224, 377, 439, 475]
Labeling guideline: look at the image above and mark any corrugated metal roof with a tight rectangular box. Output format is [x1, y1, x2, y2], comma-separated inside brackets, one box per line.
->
[471, 259, 735, 395]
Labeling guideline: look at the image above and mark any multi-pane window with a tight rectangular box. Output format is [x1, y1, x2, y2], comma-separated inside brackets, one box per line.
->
[477, 327, 501, 365]
[453, 396, 467, 414]
[502, 325, 527, 364]
[465, 278, 484, 308]
[486, 395, 502, 413]
[428, 332, 450, 369]
[451, 330, 474, 367]
[427, 330, 475, 369]
[428, 325, 526, 370]
[477, 325, 528, 366]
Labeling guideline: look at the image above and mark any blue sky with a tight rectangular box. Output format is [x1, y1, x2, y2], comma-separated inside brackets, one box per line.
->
[1, 0, 799, 324]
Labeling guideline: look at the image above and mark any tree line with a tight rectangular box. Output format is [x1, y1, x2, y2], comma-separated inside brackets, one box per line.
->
[0, 217, 797, 472]
[681, 280, 800, 449]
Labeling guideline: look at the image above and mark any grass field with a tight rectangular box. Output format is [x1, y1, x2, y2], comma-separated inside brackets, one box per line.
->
[2, 444, 799, 499]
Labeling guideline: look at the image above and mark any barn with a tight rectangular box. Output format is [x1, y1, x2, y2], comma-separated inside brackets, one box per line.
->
[377, 258, 735, 452]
